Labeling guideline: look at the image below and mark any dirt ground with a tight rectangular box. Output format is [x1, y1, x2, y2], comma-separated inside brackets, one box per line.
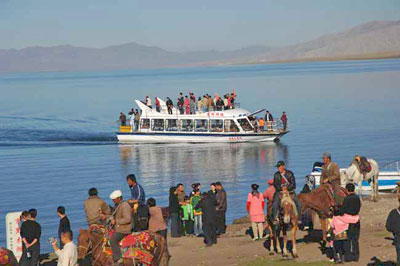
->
[168, 193, 399, 266]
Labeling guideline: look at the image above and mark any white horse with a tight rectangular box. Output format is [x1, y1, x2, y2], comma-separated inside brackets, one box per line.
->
[341, 158, 379, 201]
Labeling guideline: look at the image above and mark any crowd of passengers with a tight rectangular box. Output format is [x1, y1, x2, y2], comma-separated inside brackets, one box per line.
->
[142, 91, 238, 115]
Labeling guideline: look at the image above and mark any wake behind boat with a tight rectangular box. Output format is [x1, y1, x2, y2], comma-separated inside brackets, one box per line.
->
[116, 97, 289, 143]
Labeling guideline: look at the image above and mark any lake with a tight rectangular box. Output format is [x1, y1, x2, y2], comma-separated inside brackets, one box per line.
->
[1, 59, 400, 252]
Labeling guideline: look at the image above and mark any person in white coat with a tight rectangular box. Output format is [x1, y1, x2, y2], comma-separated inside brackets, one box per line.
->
[51, 231, 78, 266]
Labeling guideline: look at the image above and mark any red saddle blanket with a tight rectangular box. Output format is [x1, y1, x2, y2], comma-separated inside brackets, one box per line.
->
[0, 248, 11, 266]
[121, 232, 156, 265]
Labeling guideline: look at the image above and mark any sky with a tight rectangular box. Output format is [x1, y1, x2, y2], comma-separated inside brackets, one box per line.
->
[0, 0, 399, 51]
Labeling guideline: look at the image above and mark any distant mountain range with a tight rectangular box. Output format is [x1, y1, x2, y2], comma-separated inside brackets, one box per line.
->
[1, 20, 400, 73]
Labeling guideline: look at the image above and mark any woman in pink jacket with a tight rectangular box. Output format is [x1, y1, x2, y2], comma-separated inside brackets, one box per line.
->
[247, 184, 265, 240]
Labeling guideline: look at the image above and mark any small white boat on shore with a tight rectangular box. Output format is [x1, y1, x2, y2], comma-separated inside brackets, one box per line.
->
[309, 161, 400, 192]
[116, 98, 289, 143]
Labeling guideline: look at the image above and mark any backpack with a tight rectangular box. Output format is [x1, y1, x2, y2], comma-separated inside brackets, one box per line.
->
[135, 205, 149, 231]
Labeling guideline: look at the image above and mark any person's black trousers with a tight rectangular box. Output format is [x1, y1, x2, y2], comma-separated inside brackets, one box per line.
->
[19, 243, 40, 266]
[110, 232, 126, 261]
[170, 212, 182, 237]
[344, 222, 360, 262]
[216, 210, 226, 234]
[203, 222, 217, 246]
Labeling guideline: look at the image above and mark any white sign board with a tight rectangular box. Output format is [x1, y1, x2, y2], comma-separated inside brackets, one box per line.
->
[6, 212, 23, 260]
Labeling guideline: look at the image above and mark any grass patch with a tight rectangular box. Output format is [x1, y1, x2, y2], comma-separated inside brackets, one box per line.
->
[242, 257, 332, 266]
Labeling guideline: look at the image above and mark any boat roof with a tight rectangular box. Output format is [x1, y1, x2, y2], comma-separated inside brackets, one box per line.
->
[135, 99, 257, 119]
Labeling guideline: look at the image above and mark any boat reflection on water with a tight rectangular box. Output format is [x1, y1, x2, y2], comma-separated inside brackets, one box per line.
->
[118, 142, 288, 222]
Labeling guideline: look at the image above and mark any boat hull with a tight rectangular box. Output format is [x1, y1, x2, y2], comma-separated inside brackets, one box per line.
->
[311, 170, 400, 192]
[116, 132, 286, 143]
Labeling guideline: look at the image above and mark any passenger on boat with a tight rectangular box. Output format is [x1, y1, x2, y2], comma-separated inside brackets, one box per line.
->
[155, 97, 161, 112]
[145, 96, 152, 108]
[265, 111, 274, 131]
[189, 93, 196, 114]
[177, 92, 185, 115]
[119, 112, 126, 126]
[128, 108, 135, 127]
[281, 111, 288, 131]
[184, 96, 190, 114]
[166, 97, 173, 114]
[230, 93, 236, 109]
[202, 95, 208, 113]
[259, 118, 265, 131]
[197, 97, 203, 113]
[207, 95, 213, 112]
[223, 95, 228, 110]
[134, 110, 140, 130]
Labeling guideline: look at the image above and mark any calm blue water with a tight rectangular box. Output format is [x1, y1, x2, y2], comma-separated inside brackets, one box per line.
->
[1, 59, 400, 252]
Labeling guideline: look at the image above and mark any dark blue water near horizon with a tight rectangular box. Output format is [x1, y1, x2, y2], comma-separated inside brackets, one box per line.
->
[1, 58, 400, 252]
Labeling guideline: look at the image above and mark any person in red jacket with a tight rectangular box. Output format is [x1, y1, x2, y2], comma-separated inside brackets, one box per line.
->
[155, 97, 161, 112]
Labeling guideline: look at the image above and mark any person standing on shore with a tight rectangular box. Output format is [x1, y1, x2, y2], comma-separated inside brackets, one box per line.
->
[19, 209, 41, 266]
[190, 188, 203, 237]
[109, 190, 132, 265]
[337, 183, 361, 262]
[51, 231, 78, 266]
[320, 152, 343, 206]
[169, 186, 182, 237]
[247, 184, 265, 241]
[215, 182, 227, 235]
[209, 183, 217, 200]
[84, 187, 111, 226]
[386, 192, 400, 265]
[280, 112, 288, 131]
[147, 198, 168, 238]
[57, 206, 71, 249]
[196, 192, 218, 247]
[176, 183, 186, 204]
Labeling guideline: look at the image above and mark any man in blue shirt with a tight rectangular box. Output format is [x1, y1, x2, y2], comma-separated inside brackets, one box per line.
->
[126, 174, 146, 206]
[126, 174, 146, 231]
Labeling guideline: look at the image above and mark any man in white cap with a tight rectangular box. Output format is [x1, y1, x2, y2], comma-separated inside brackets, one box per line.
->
[320, 152, 343, 205]
[109, 190, 132, 265]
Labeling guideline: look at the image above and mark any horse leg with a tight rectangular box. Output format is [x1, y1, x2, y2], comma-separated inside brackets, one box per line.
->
[292, 225, 298, 258]
[268, 224, 275, 255]
[276, 227, 282, 254]
[358, 179, 363, 201]
[320, 218, 327, 244]
[282, 230, 288, 257]
[374, 175, 379, 202]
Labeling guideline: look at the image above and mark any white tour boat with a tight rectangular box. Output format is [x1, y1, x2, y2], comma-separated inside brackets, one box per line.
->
[117, 98, 289, 143]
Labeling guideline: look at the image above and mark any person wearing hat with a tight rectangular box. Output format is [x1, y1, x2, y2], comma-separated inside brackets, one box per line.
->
[320, 152, 342, 206]
[270, 161, 301, 224]
[109, 190, 132, 265]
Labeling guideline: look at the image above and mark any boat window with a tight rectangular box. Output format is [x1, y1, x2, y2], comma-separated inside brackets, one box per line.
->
[151, 119, 164, 131]
[140, 118, 150, 129]
[166, 119, 178, 131]
[209, 119, 223, 132]
[237, 118, 253, 131]
[180, 119, 193, 132]
[195, 119, 208, 132]
[224, 119, 240, 132]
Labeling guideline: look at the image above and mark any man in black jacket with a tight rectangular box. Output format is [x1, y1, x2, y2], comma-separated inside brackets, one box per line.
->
[57, 206, 71, 249]
[338, 183, 361, 262]
[386, 192, 400, 265]
[20, 209, 41, 266]
[197, 192, 218, 247]
[270, 161, 301, 224]
[215, 182, 227, 235]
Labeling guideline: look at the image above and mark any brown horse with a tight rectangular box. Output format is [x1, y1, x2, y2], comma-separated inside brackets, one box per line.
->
[298, 185, 335, 243]
[268, 191, 299, 258]
[77, 227, 169, 266]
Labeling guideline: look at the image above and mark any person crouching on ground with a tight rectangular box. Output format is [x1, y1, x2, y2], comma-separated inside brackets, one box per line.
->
[247, 184, 265, 241]
[386, 191, 400, 265]
[196, 192, 218, 247]
[147, 198, 167, 238]
[51, 231, 78, 266]
[109, 190, 132, 266]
